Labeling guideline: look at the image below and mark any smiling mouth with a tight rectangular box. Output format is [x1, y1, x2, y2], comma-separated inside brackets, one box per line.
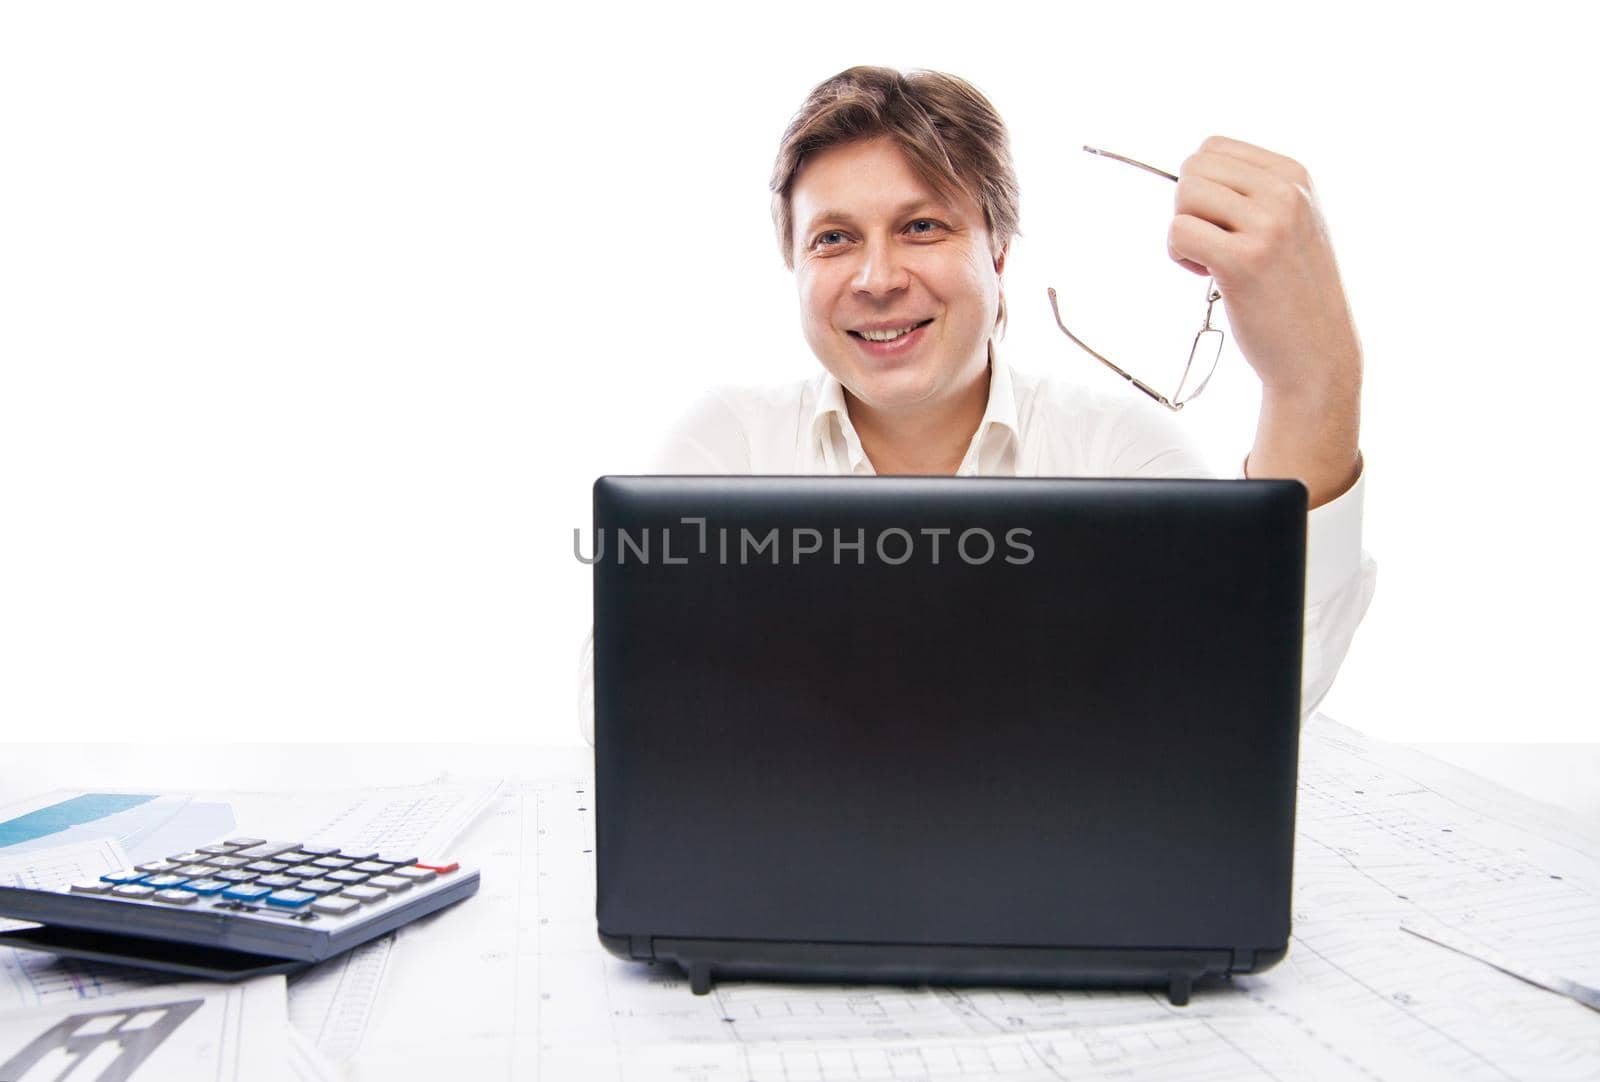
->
[848, 319, 934, 342]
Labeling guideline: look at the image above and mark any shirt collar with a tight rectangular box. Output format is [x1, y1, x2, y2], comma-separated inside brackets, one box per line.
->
[808, 348, 1023, 476]
[808, 368, 869, 472]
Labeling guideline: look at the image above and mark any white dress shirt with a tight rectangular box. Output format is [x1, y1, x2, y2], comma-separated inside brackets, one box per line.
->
[578, 357, 1377, 745]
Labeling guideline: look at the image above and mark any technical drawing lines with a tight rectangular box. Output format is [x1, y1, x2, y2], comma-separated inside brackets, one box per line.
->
[286, 933, 394, 1064]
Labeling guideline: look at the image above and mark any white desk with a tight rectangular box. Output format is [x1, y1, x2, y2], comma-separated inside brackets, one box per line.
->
[2, 720, 1597, 1081]
[1412, 741, 1600, 824]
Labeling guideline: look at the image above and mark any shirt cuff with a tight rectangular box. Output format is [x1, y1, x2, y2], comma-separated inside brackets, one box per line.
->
[1239, 454, 1367, 609]
[1304, 458, 1366, 607]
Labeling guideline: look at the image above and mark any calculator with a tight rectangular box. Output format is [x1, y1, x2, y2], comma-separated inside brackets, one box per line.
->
[0, 837, 478, 980]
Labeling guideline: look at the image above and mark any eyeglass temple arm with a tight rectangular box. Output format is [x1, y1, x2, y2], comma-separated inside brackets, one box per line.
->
[1082, 146, 1179, 182]
[1047, 288, 1182, 411]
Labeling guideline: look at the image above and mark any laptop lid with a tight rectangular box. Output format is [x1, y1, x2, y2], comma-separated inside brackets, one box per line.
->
[592, 475, 1305, 1001]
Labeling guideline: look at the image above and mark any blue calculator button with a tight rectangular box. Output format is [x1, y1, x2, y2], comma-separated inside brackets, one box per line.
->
[100, 870, 146, 884]
[265, 889, 316, 908]
[221, 884, 272, 901]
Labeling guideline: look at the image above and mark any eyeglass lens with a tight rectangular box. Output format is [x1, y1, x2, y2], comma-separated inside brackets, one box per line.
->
[1175, 327, 1224, 405]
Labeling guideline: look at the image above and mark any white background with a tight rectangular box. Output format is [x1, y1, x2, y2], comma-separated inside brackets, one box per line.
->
[1, 1, 1595, 747]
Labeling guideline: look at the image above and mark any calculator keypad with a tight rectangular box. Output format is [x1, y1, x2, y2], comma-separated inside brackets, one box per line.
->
[231, 842, 303, 860]
[296, 879, 343, 895]
[179, 879, 229, 894]
[222, 884, 272, 902]
[0, 830, 481, 987]
[310, 895, 361, 916]
[141, 874, 189, 889]
[265, 889, 317, 908]
[75, 839, 462, 926]
[135, 860, 181, 873]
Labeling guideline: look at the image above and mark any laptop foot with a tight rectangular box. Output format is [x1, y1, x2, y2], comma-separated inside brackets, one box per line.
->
[1167, 973, 1192, 1006]
[689, 962, 712, 995]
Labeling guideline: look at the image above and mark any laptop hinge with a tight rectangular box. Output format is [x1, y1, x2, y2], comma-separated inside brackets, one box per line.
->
[629, 935, 654, 961]
[1230, 948, 1256, 971]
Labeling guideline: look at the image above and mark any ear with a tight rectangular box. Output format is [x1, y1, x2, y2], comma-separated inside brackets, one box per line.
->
[992, 240, 1009, 276]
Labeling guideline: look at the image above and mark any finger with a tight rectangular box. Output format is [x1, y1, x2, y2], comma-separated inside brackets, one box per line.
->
[1174, 175, 1263, 234]
[1196, 134, 1307, 181]
[1167, 213, 1235, 276]
[1179, 149, 1278, 200]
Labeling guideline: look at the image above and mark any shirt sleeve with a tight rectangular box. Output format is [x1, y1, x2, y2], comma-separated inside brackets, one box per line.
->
[1297, 465, 1378, 720]
[647, 389, 753, 474]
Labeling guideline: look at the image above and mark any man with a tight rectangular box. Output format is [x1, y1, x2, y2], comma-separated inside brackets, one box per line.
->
[578, 66, 1375, 744]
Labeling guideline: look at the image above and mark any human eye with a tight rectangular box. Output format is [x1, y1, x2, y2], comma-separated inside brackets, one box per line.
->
[906, 218, 946, 238]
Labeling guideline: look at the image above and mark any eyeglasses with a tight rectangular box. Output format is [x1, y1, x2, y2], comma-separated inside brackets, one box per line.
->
[1048, 146, 1224, 412]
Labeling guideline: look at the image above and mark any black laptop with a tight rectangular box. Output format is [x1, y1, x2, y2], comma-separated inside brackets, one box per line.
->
[591, 475, 1305, 1005]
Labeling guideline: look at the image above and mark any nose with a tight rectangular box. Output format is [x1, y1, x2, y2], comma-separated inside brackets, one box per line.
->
[850, 235, 910, 298]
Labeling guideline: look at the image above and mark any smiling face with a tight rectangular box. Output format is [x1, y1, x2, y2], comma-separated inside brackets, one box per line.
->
[789, 137, 1006, 415]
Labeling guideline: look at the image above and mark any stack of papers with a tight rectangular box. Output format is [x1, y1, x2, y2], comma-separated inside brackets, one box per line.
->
[0, 778, 499, 1079]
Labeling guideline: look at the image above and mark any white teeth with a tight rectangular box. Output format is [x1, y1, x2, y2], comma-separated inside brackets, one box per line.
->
[857, 323, 924, 342]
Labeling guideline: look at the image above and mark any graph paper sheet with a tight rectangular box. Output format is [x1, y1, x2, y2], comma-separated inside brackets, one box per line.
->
[0, 973, 288, 1082]
[348, 719, 1599, 1081]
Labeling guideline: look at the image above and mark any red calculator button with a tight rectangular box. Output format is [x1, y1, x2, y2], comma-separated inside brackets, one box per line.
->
[416, 861, 458, 874]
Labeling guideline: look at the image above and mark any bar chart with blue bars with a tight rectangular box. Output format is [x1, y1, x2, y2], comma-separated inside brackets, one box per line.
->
[0, 792, 234, 865]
